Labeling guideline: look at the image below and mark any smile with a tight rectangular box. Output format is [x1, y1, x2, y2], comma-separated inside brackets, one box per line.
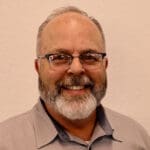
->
[61, 83, 93, 90]
[63, 85, 84, 90]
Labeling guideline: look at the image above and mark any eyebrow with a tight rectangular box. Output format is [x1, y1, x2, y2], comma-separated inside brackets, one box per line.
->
[51, 48, 71, 54]
[81, 49, 99, 53]
[51, 48, 99, 54]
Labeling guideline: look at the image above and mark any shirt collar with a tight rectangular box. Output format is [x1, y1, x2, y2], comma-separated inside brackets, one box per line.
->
[96, 105, 114, 135]
[103, 107, 124, 142]
[31, 100, 58, 149]
[32, 100, 122, 148]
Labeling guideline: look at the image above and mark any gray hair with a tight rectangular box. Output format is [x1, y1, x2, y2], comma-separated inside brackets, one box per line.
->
[36, 6, 105, 56]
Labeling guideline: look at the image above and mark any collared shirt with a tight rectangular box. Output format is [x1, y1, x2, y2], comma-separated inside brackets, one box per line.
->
[0, 100, 150, 150]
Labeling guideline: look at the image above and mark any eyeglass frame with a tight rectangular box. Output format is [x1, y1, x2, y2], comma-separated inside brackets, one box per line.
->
[37, 51, 106, 70]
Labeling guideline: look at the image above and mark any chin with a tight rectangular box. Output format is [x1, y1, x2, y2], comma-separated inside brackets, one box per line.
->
[54, 93, 97, 120]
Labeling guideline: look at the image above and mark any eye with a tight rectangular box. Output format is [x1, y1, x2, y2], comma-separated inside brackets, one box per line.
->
[81, 53, 100, 63]
[49, 54, 70, 65]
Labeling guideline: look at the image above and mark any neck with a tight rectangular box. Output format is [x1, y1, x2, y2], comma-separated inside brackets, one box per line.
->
[45, 103, 97, 141]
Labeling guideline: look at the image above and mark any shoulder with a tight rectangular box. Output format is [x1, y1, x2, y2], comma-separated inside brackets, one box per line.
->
[104, 107, 150, 148]
[0, 110, 33, 131]
[0, 110, 34, 140]
[0, 109, 37, 149]
[105, 107, 146, 131]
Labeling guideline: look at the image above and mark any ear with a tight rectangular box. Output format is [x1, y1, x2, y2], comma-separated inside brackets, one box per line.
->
[103, 58, 108, 69]
[34, 59, 40, 74]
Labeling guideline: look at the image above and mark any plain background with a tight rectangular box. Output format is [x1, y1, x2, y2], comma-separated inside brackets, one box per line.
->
[0, 0, 150, 133]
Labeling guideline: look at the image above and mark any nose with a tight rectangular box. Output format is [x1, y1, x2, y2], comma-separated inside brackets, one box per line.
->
[67, 57, 85, 75]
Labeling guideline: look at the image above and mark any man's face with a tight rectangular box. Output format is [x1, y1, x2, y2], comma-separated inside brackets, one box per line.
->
[36, 12, 108, 120]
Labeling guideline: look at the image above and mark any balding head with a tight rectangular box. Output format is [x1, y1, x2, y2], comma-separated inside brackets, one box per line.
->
[36, 6, 105, 56]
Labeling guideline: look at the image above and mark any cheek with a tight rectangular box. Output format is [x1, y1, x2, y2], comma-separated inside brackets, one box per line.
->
[88, 68, 106, 85]
[39, 67, 65, 88]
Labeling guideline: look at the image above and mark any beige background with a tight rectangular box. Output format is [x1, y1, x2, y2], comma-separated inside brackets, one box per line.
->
[0, 0, 150, 133]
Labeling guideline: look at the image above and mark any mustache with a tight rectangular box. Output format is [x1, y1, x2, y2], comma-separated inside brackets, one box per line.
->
[57, 75, 94, 89]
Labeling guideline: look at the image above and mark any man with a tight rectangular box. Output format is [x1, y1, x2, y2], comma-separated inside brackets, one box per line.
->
[0, 6, 150, 150]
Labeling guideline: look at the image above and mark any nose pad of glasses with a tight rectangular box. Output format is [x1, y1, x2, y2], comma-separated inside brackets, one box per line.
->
[67, 57, 85, 74]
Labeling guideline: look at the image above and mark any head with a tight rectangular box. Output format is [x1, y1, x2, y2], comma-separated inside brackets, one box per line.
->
[35, 6, 108, 120]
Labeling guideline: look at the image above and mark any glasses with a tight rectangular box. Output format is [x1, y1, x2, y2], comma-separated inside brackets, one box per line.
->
[37, 52, 106, 71]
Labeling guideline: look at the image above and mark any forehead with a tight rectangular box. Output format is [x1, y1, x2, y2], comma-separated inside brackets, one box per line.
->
[40, 12, 104, 54]
[45, 12, 100, 32]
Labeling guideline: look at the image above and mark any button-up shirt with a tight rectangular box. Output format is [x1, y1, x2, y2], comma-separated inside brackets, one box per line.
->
[0, 100, 150, 150]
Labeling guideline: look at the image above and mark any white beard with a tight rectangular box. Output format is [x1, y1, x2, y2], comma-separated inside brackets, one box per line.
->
[53, 93, 97, 120]
[39, 74, 107, 120]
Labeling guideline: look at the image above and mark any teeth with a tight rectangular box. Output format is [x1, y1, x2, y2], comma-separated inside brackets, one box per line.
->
[66, 86, 84, 90]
